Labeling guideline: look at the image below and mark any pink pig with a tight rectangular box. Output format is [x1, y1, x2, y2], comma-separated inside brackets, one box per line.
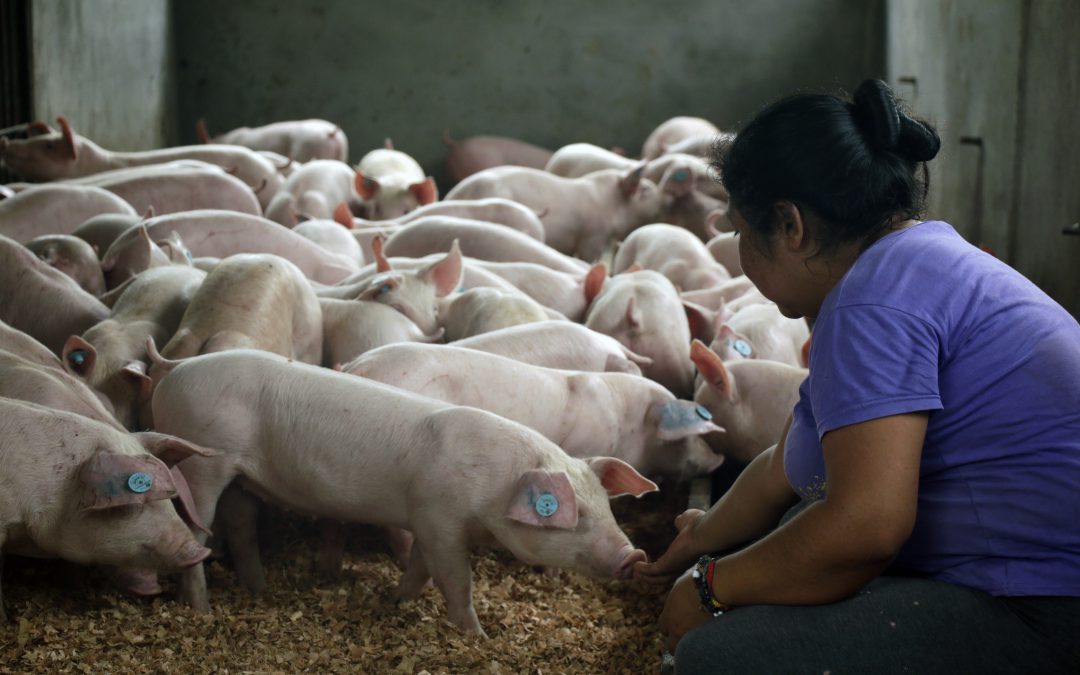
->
[197, 118, 348, 163]
[319, 297, 439, 368]
[437, 287, 552, 341]
[710, 303, 810, 367]
[640, 116, 722, 161]
[443, 132, 554, 184]
[344, 343, 725, 479]
[25, 235, 105, 296]
[0, 399, 214, 621]
[354, 148, 438, 220]
[0, 184, 136, 243]
[445, 166, 662, 261]
[453, 321, 651, 375]
[0, 319, 63, 370]
[263, 159, 361, 226]
[151, 349, 655, 634]
[613, 223, 731, 292]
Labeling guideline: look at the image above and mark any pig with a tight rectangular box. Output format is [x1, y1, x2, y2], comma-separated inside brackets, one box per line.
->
[584, 267, 696, 398]
[25, 235, 105, 296]
[319, 297, 438, 368]
[150, 254, 323, 386]
[0, 349, 122, 430]
[640, 116, 722, 161]
[84, 166, 263, 217]
[292, 219, 366, 267]
[354, 148, 438, 220]
[438, 287, 552, 341]
[710, 303, 810, 367]
[468, 260, 588, 321]
[644, 153, 727, 201]
[680, 276, 757, 312]
[0, 234, 110, 354]
[197, 118, 348, 163]
[0, 117, 282, 210]
[0, 184, 137, 243]
[263, 159, 361, 226]
[545, 142, 637, 178]
[315, 241, 462, 336]
[454, 322, 652, 375]
[445, 166, 663, 261]
[0, 399, 214, 622]
[656, 164, 730, 242]
[150, 349, 656, 634]
[690, 339, 806, 462]
[103, 210, 358, 284]
[343, 343, 725, 479]
[72, 212, 142, 257]
[99, 224, 178, 289]
[63, 265, 206, 429]
[613, 224, 731, 291]
[344, 197, 547, 242]
[382, 216, 587, 274]
[706, 229, 742, 276]
[443, 132, 554, 184]
[0, 319, 63, 370]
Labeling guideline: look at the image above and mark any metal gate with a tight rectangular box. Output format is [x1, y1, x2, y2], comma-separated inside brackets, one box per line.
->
[1, 0, 32, 184]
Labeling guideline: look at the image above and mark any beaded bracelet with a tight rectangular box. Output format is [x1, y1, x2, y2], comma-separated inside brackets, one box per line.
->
[691, 555, 732, 617]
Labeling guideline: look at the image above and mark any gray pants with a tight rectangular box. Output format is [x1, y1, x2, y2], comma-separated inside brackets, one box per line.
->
[675, 575, 1080, 674]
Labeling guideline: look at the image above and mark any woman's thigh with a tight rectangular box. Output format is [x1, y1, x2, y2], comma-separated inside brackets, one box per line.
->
[675, 576, 1078, 675]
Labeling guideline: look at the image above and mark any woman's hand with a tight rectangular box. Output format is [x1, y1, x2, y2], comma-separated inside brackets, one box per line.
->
[633, 508, 706, 585]
[658, 567, 714, 653]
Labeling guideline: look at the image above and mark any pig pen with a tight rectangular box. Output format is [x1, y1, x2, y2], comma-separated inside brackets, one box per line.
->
[0, 483, 690, 673]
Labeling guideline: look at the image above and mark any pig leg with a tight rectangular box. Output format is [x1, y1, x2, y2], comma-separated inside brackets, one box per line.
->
[218, 484, 265, 593]
[172, 456, 241, 611]
[316, 519, 346, 580]
[394, 543, 432, 602]
[411, 521, 484, 636]
[384, 526, 414, 566]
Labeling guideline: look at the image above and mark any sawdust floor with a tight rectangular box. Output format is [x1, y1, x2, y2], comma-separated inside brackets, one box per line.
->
[1, 484, 690, 674]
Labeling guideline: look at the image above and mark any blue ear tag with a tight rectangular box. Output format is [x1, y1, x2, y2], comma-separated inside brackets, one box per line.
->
[696, 405, 713, 421]
[127, 472, 153, 493]
[673, 169, 690, 182]
[534, 493, 559, 518]
[69, 350, 87, 367]
[184, 250, 193, 263]
[734, 339, 752, 357]
[378, 284, 392, 295]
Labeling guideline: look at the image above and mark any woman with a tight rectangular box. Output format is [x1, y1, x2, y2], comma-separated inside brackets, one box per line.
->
[635, 80, 1080, 673]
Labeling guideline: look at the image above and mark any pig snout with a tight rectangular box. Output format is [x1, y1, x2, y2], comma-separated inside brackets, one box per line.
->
[614, 546, 648, 580]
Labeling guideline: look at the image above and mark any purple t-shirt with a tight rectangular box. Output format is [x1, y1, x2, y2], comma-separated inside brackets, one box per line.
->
[784, 220, 1080, 597]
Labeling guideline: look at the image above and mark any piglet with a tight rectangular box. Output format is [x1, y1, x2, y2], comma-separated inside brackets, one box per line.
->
[151, 349, 655, 634]
[467, 260, 588, 321]
[72, 212, 142, 257]
[0, 399, 214, 621]
[0, 349, 123, 430]
[0, 184, 136, 243]
[264, 159, 361, 226]
[0, 319, 63, 370]
[354, 147, 437, 220]
[438, 287, 552, 341]
[25, 235, 105, 296]
[613, 224, 731, 292]
[344, 343, 725, 479]
[710, 303, 809, 367]
[198, 118, 348, 163]
[319, 297, 438, 367]
[641, 116, 722, 161]
[454, 322, 652, 375]
[443, 132, 554, 183]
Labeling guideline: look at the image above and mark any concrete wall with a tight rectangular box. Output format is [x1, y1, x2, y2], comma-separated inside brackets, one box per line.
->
[31, 0, 173, 151]
[173, 0, 884, 182]
[887, 0, 1079, 317]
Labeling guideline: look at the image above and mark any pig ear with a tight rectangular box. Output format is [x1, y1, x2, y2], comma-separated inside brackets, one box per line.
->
[683, 301, 715, 344]
[584, 457, 658, 498]
[358, 274, 401, 301]
[28, 121, 52, 136]
[371, 234, 392, 272]
[383, 137, 394, 150]
[78, 452, 177, 511]
[141, 206, 156, 221]
[195, 118, 211, 144]
[408, 177, 438, 206]
[662, 166, 695, 198]
[132, 431, 219, 467]
[648, 399, 725, 442]
[622, 263, 643, 274]
[690, 339, 736, 401]
[705, 207, 729, 237]
[624, 296, 642, 331]
[57, 116, 77, 160]
[618, 163, 645, 197]
[422, 239, 464, 298]
[801, 334, 812, 368]
[120, 361, 154, 404]
[333, 202, 354, 229]
[62, 335, 97, 377]
[506, 470, 579, 530]
[98, 276, 134, 308]
[169, 465, 211, 535]
[583, 263, 607, 306]
[354, 170, 381, 200]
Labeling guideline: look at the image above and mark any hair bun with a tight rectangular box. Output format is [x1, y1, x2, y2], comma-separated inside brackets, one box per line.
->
[853, 79, 901, 152]
[853, 79, 940, 163]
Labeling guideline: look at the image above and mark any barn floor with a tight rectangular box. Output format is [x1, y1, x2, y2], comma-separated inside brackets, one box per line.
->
[0, 484, 690, 674]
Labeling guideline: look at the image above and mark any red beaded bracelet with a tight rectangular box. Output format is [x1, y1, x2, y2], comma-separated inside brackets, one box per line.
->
[692, 555, 733, 617]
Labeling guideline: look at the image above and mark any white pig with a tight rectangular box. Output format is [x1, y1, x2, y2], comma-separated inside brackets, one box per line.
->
[453, 322, 651, 375]
[438, 287, 552, 341]
[613, 223, 731, 292]
[354, 148, 438, 220]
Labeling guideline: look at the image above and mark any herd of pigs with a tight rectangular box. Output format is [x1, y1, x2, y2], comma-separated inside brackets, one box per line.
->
[0, 115, 809, 636]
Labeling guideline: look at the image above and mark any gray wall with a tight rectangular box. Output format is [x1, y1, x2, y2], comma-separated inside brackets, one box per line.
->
[173, 0, 884, 182]
[887, 0, 1080, 317]
[31, 0, 173, 151]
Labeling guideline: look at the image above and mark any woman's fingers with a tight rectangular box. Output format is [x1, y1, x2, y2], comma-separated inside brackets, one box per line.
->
[673, 508, 706, 532]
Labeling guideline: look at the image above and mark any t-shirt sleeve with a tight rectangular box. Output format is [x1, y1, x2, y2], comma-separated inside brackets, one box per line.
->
[810, 304, 944, 438]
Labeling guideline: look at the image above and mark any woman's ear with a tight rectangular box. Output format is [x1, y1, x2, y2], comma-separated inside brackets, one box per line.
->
[773, 200, 812, 253]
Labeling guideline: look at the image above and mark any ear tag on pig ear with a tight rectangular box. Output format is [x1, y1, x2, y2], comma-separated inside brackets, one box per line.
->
[378, 283, 393, 295]
[733, 339, 752, 357]
[534, 493, 559, 518]
[127, 472, 154, 494]
[696, 405, 713, 421]
[673, 169, 690, 183]
[69, 350, 88, 367]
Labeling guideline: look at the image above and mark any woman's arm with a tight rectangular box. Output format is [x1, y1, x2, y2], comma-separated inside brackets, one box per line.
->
[659, 412, 927, 648]
[635, 414, 800, 583]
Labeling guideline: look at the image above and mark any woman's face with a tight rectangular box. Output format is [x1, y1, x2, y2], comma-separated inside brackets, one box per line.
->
[728, 206, 813, 319]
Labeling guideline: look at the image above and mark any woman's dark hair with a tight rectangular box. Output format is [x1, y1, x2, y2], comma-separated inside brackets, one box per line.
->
[714, 79, 940, 255]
